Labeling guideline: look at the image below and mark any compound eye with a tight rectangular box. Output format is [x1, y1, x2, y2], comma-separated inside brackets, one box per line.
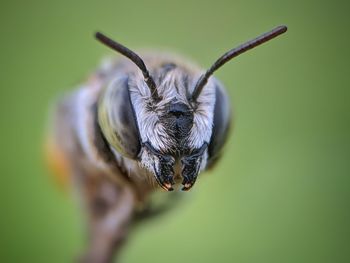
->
[98, 76, 141, 159]
[207, 84, 231, 166]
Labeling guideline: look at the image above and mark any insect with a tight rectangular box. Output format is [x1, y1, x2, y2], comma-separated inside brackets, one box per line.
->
[46, 25, 287, 263]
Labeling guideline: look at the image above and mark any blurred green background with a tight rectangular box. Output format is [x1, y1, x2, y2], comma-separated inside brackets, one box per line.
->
[1, 0, 349, 262]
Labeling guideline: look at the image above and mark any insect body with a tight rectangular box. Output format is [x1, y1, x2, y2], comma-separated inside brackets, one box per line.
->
[47, 26, 287, 263]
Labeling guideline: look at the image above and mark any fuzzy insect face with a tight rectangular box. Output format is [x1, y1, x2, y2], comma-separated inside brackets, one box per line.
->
[99, 60, 219, 191]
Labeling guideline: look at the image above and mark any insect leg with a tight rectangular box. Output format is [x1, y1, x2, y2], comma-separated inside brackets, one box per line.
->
[75, 171, 135, 263]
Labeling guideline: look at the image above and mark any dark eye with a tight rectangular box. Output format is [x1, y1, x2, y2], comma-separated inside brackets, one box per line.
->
[207, 84, 231, 166]
[98, 76, 141, 159]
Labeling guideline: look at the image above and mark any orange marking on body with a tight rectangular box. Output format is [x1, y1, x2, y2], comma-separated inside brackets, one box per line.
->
[44, 137, 71, 190]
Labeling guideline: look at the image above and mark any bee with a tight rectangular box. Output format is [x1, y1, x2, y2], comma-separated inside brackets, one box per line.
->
[46, 25, 287, 263]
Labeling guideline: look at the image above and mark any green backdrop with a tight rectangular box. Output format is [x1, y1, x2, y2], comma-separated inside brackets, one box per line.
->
[1, 0, 349, 262]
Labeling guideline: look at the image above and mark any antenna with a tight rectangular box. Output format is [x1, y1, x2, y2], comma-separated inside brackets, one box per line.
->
[95, 32, 160, 101]
[191, 25, 287, 102]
